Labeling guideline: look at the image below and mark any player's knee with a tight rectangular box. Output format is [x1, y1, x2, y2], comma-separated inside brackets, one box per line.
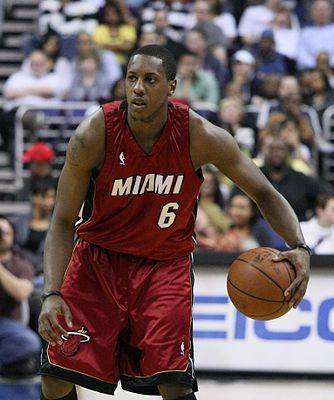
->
[158, 383, 195, 400]
[41, 375, 75, 399]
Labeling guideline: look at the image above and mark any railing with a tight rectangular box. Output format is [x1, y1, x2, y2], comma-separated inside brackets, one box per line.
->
[0, 102, 97, 193]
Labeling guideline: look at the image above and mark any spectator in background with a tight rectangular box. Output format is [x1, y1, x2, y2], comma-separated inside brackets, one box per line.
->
[93, 1, 137, 65]
[189, 0, 227, 48]
[303, 69, 334, 121]
[137, 24, 186, 63]
[0, 216, 41, 377]
[228, 50, 256, 104]
[38, 0, 99, 36]
[3, 50, 65, 112]
[141, 8, 180, 43]
[15, 181, 56, 275]
[260, 136, 321, 221]
[218, 97, 256, 156]
[300, 193, 334, 254]
[140, 0, 193, 43]
[141, 10, 187, 62]
[257, 116, 313, 175]
[67, 54, 109, 102]
[21, 34, 72, 93]
[252, 29, 288, 96]
[209, 0, 237, 46]
[316, 51, 334, 88]
[196, 165, 229, 251]
[73, 31, 122, 92]
[271, 4, 300, 63]
[238, 0, 280, 45]
[184, 29, 229, 96]
[271, 76, 315, 147]
[254, 73, 281, 103]
[297, 0, 334, 70]
[217, 192, 274, 252]
[173, 51, 219, 111]
[16, 142, 57, 201]
[37, 33, 72, 91]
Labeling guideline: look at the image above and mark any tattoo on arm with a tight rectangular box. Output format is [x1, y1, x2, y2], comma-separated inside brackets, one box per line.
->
[67, 132, 86, 167]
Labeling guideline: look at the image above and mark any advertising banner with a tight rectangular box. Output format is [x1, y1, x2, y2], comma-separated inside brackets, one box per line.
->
[193, 267, 334, 372]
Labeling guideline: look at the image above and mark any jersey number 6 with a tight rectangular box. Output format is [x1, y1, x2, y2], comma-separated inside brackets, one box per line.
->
[158, 202, 179, 228]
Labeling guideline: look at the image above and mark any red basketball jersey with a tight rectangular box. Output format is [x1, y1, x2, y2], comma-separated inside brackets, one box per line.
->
[77, 100, 203, 260]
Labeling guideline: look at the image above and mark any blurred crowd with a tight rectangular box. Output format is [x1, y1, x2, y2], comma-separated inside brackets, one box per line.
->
[1, 0, 334, 378]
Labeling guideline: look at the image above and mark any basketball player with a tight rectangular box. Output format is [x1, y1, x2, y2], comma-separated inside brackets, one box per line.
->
[38, 45, 311, 400]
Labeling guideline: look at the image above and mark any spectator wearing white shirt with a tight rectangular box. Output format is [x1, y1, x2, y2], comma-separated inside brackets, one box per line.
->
[22, 34, 73, 94]
[297, 0, 334, 70]
[238, 0, 280, 45]
[272, 4, 300, 61]
[39, 0, 99, 36]
[300, 193, 334, 254]
[210, 0, 237, 46]
[3, 50, 65, 111]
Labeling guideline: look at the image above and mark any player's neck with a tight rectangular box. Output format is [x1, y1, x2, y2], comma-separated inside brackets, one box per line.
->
[127, 106, 168, 141]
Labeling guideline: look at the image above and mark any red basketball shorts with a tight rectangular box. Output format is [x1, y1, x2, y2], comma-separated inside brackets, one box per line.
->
[39, 239, 197, 395]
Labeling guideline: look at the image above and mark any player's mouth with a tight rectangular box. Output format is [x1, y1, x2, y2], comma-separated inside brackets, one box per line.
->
[131, 98, 147, 110]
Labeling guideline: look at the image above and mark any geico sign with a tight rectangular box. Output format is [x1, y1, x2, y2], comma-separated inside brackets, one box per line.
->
[193, 296, 334, 341]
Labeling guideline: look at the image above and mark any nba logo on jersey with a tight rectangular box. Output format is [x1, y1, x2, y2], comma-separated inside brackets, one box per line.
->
[180, 341, 185, 356]
[119, 152, 125, 165]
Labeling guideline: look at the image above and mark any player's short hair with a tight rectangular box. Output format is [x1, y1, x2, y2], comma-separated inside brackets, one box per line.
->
[129, 45, 176, 81]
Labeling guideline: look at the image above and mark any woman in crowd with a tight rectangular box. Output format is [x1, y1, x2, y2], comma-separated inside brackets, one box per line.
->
[196, 166, 229, 250]
[217, 192, 274, 252]
[304, 69, 334, 121]
[93, 1, 137, 65]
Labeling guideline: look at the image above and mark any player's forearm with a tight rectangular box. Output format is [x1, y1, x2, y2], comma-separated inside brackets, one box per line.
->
[43, 217, 76, 292]
[256, 188, 305, 248]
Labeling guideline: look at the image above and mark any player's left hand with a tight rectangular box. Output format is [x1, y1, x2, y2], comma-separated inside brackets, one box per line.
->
[273, 248, 310, 309]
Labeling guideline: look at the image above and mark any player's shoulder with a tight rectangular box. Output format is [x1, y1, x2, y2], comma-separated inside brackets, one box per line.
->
[189, 108, 226, 140]
[68, 107, 105, 170]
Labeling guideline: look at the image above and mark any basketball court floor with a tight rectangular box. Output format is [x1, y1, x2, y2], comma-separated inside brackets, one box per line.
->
[77, 378, 334, 400]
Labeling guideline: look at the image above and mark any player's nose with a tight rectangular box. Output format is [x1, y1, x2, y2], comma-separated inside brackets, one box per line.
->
[133, 78, 145, 94]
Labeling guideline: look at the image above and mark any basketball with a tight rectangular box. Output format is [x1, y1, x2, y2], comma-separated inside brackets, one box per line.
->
[227, 247, 296, 320]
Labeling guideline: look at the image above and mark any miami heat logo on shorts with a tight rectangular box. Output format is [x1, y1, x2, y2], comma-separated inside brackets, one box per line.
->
[60, 327, 90, 357]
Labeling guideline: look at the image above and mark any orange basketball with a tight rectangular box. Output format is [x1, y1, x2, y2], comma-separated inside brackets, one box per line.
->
[227, 247, 296, 320]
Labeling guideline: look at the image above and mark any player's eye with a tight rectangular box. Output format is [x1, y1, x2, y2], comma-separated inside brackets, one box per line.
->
[128, 76, 136, 83]
[146, 77, 156, 84]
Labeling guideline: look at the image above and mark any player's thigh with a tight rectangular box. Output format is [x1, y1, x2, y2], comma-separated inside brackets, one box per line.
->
[130, 256, 193, 373]
[158, 383, 193, 400]
[41, 375, 74, 398]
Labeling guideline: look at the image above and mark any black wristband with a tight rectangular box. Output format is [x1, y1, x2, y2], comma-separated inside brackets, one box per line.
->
[40, 290, 62, 303]
[294, 243, 312, 256]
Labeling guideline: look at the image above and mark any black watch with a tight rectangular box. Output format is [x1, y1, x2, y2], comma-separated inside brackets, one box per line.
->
[40, 290, 62, 303]
[294, 243, 312, 256]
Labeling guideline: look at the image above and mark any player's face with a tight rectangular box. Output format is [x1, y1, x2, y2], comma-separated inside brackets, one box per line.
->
[126, 55, 176, 121]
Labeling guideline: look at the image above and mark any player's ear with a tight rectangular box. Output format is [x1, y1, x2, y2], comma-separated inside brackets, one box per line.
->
[168, 80, 177, 97]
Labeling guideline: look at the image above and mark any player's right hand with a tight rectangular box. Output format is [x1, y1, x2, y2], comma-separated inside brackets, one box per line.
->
[38, 296, 73, 346]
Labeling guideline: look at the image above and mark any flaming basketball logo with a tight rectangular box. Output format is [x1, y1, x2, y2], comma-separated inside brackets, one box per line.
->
[60, 327, 90, 357]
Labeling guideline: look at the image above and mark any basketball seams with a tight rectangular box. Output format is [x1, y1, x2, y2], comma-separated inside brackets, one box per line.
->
[227, 278, 283, 303]
[260, 247, 294, 285]
[246, 301, 288, 319]
[236, 258, 285, 296]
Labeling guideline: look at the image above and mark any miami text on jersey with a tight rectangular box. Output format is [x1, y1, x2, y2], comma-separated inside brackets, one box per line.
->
[111, 174, 184, 196]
